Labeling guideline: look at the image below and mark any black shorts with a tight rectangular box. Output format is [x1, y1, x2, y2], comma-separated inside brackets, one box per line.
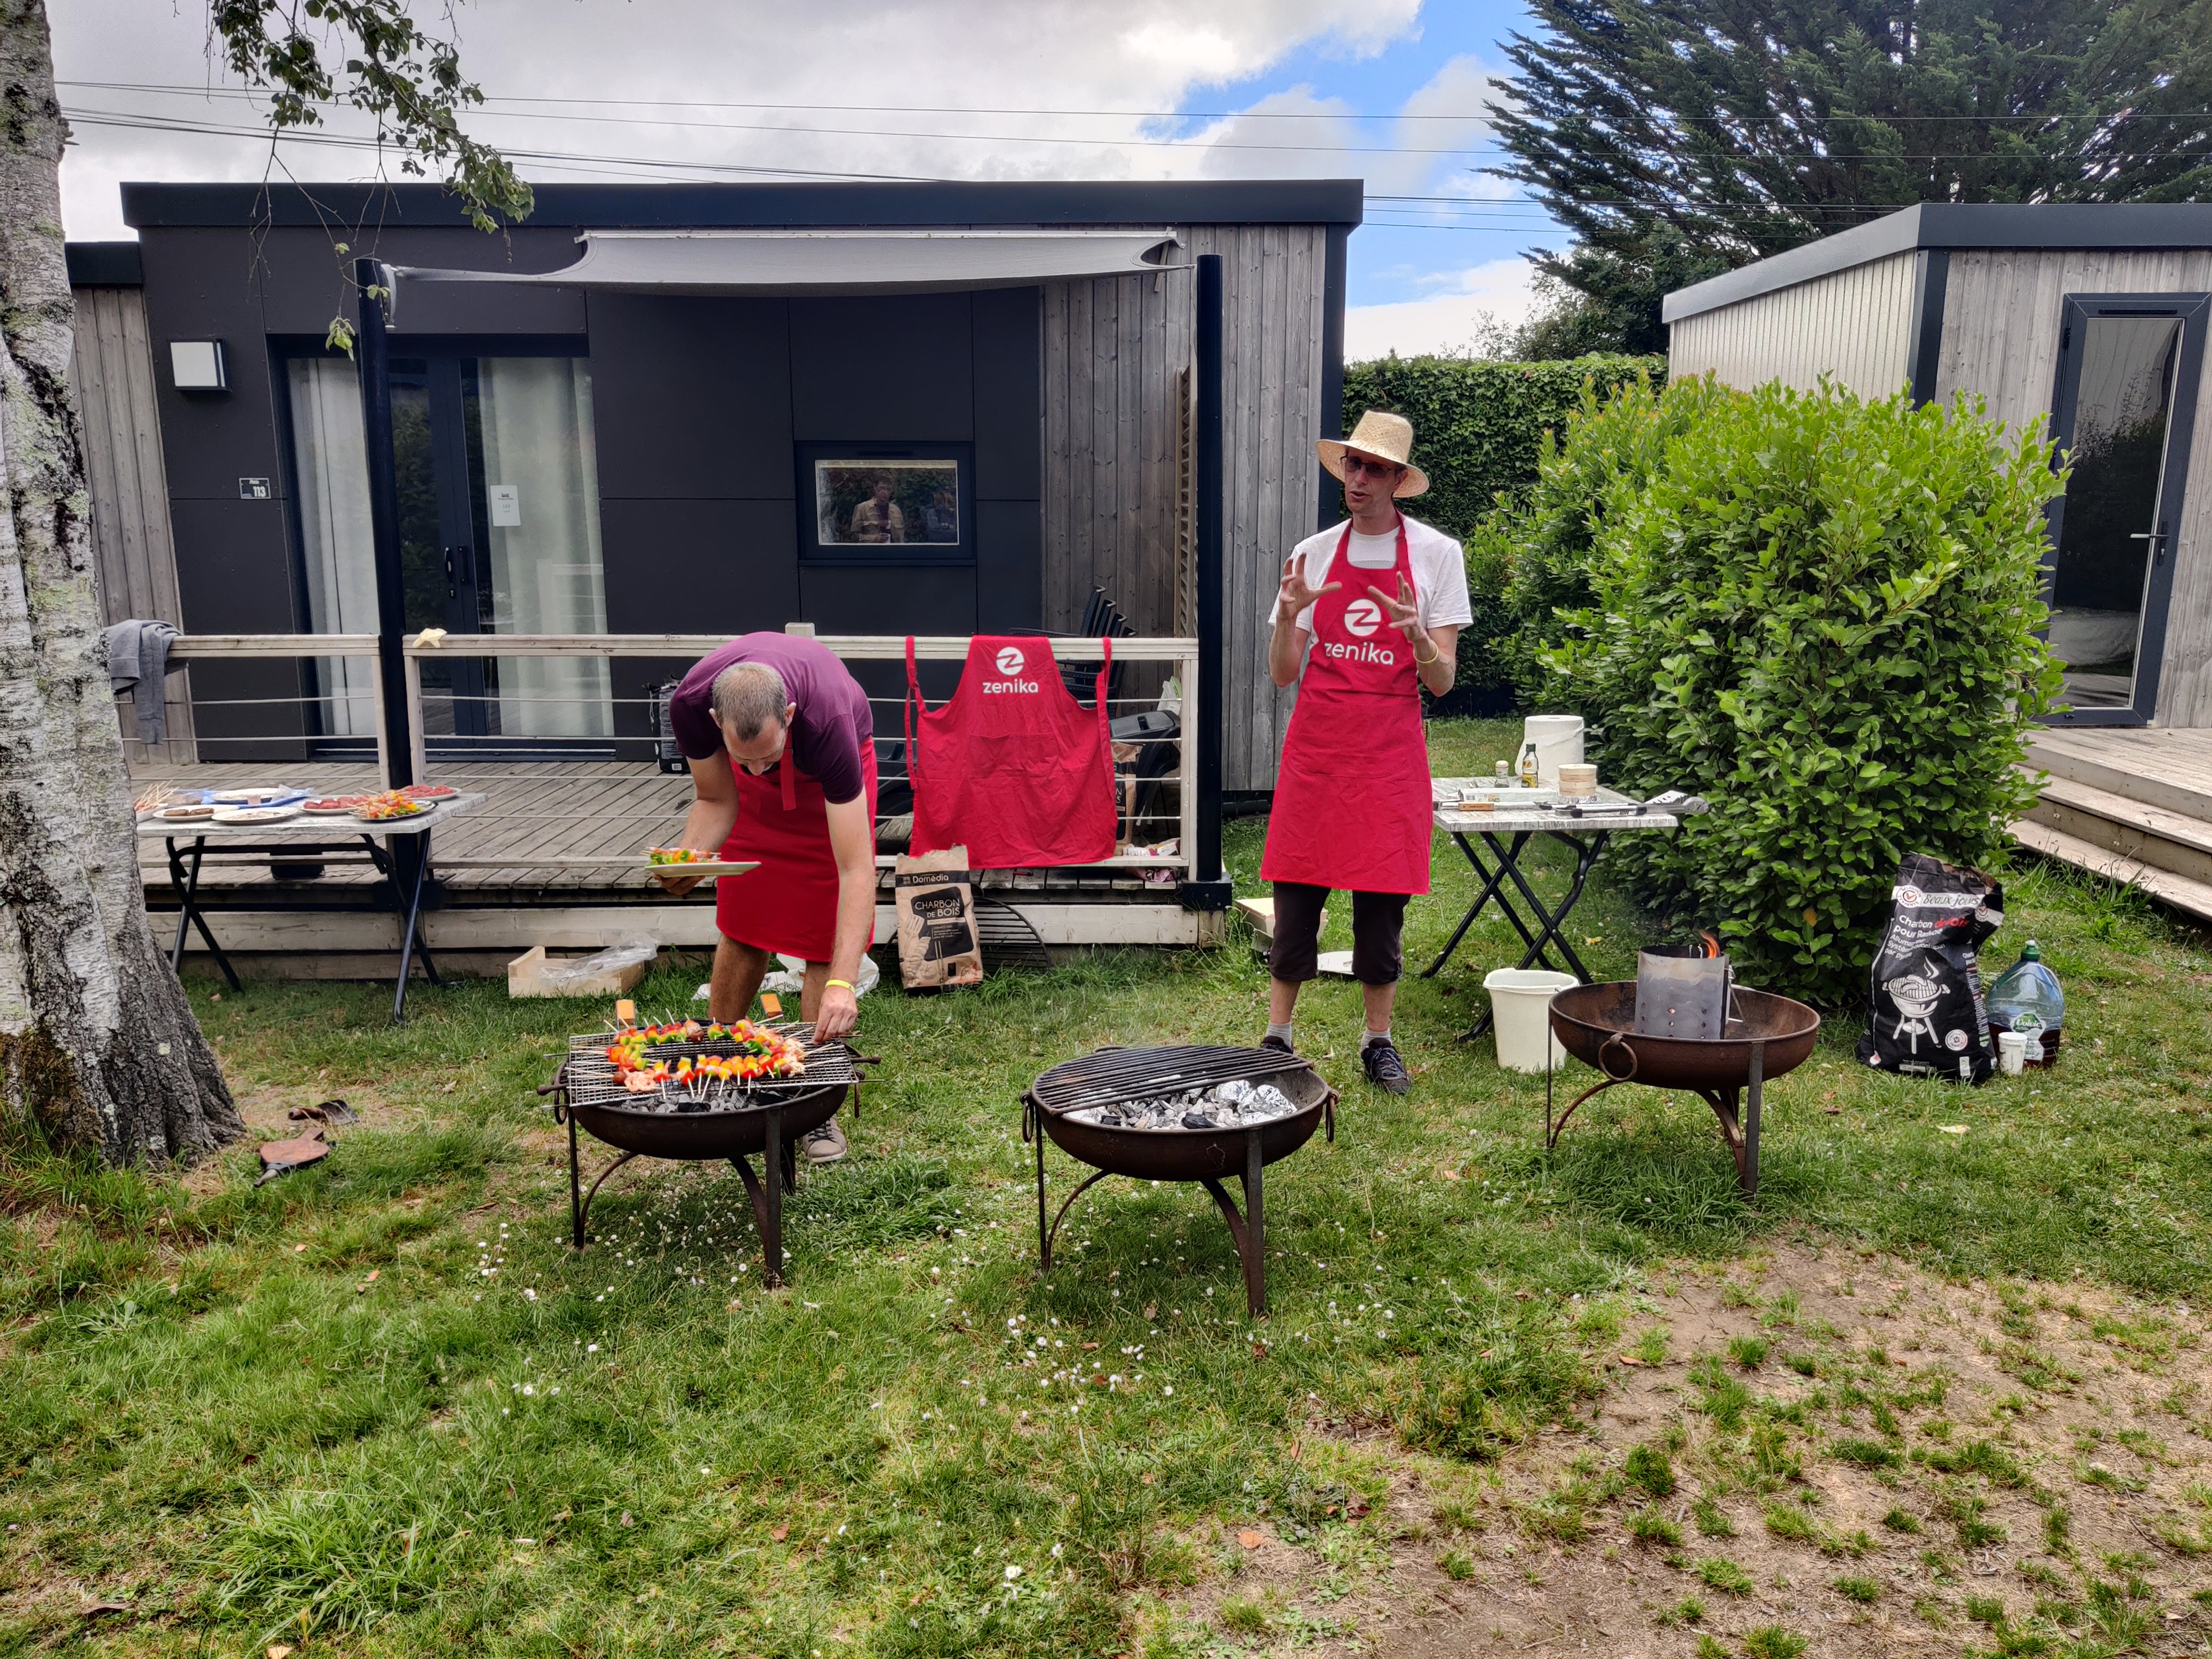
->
[1267, 881, 1409, 987]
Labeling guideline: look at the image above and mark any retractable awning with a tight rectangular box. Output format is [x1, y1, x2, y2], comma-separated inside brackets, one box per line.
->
[386, 226, 1183, 313]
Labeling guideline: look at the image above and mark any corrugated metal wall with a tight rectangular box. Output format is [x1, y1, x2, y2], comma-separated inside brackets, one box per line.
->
[1043, 222, 1329, 790]
[70, 283, 194, 764]
[1937, 248, 2212, 727]
[1669, 250, 1921, 397]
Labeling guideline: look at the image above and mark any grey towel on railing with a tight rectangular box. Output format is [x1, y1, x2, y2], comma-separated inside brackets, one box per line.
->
[103, 618, 180, 743]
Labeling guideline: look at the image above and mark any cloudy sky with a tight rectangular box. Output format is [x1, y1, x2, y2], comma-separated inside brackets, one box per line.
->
[50, 0, 1567, 359]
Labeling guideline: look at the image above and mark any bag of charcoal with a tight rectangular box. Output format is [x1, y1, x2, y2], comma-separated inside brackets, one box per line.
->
[1856, 853, 2004, 1083]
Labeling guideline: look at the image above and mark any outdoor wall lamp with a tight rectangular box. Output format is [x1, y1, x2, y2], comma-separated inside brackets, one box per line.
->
[169, 340, 227, 392]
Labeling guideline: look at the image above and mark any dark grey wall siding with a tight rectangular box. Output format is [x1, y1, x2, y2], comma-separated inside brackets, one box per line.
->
[973, 286, 1042, 502]
[598, 499, 801, 630]
[791, 294, 973, 441]
[588, 295, 792, 499]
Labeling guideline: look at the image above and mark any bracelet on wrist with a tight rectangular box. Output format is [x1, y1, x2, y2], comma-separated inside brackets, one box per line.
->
[825, 978, 854, 992]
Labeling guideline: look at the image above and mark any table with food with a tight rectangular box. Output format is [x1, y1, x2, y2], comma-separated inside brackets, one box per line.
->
[134, 780, 483, 1020]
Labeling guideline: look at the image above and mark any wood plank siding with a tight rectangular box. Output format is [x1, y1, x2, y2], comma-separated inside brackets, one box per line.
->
[1043, 223, 1329, 790]
[1669, 250, 1920, 398]
[69, 282, 195, 764]
[1936, 250, 2212, 727]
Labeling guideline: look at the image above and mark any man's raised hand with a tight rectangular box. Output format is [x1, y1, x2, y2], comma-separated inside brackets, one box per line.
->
[1369, 573, 1424, 639]
[1275, 552, 1340, 623]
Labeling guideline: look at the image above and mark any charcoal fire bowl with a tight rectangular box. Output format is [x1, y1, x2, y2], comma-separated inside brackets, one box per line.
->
[1543, 982, 1820, 1194]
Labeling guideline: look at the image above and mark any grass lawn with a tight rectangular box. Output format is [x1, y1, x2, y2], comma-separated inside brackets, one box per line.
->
[4, 718, 2210, 1657]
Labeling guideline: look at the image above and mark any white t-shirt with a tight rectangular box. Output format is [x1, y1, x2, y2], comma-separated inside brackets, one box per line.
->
[1275, 514, 1474, 635]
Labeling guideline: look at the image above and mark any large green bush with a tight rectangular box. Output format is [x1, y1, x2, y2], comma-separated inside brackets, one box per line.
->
[1342, 354, 1663, 702]
[1467, 368, 1729, 705]
[1539, 382, 2063, 1002]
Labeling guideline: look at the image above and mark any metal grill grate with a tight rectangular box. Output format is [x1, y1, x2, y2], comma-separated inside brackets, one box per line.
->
[562, 1025, 859, 1113]
[1028, 1044, 1313, 1116]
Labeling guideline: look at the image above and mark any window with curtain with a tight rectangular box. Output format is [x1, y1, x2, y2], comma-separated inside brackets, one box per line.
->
[287, 357, 379, 738]
[468, 357, 612, 738]
[284, 351, 612, 745]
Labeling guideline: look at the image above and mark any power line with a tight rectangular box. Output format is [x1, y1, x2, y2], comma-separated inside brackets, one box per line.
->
[62, 109, 950, 185]
[56, 78, 2212, 125]
[58, 77, 2212, 126]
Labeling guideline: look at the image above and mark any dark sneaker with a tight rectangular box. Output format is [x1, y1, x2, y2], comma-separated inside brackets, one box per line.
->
[801, 1118, 848, 1165]
[1361, 1039, 1411, 1094]
[1259, 1033, 1295, 1056]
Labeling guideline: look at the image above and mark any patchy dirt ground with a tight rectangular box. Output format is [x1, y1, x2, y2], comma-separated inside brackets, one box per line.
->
[1160, 1240, 2212, 1657]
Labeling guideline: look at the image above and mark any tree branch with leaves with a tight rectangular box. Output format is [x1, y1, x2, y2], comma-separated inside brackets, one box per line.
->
[0, 0, 524, 1166]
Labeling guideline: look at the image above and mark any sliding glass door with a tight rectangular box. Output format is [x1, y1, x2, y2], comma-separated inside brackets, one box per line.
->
[2043, 295, 2208, 724]
[287, 348, 612, 746]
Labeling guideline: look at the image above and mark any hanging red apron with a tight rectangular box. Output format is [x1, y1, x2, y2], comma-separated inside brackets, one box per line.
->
[1261, 520, 1433, 894]
[904, 635, 1117, 867]
[716, 739, 879, 963]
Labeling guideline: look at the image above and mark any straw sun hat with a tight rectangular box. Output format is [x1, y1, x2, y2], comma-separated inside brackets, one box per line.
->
[1317, 409, 1429, 498]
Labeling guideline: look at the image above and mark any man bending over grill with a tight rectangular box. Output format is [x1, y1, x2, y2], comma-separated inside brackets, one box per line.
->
[654, 634, 878, 1164]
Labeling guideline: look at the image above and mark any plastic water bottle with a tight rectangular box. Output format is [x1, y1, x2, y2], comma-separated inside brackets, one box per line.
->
[1984, 940, 2064, 1067]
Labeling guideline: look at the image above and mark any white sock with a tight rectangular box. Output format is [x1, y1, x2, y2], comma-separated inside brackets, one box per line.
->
[1266, 1021, 1293, 1045]
[1361, 1029, 1392, 1051]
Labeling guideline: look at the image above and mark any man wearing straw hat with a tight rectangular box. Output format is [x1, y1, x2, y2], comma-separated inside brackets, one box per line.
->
[1259, 410, 1468, 1093]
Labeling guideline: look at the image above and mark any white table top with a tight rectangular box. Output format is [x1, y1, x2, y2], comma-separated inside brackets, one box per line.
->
[136, 790, 486, 840]
[1430, 779, 1679, 834]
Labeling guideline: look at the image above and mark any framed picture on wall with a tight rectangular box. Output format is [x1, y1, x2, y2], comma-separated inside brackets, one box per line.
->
[797, 441, 974, 566]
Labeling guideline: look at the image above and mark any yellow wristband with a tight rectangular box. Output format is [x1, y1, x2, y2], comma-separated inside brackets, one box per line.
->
[825, 979, 855, 991]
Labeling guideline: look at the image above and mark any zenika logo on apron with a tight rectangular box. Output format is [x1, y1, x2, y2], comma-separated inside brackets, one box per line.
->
[1324, 596, 1396, 666]
[984, 644, 1039, 694]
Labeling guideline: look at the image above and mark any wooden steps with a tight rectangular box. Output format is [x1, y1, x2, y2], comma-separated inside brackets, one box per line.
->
[2013, 728, 2212, 922]
[2007, 818, 2212, 924]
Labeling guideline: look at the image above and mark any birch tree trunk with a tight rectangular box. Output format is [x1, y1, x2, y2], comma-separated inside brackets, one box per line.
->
[0, 0, 239, 1165]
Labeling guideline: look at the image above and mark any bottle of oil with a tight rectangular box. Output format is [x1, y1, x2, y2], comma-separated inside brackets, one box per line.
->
[1517, 740, 1540, 789]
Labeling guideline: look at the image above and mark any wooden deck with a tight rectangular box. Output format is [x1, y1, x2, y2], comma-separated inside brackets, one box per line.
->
[129, 759, 1218, 969]
[2016, 727, 2212, 923]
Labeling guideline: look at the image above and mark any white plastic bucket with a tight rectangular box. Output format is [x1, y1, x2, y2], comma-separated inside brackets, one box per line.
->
[1523, 715, 1585, 787]
[1484, 968, 1579, 1072]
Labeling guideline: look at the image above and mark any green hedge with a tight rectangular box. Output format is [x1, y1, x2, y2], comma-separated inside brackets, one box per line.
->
[1342, 354, 1665, 701]
[1467, 367, 1715, 705]
[1537, 381, 2063, 1002]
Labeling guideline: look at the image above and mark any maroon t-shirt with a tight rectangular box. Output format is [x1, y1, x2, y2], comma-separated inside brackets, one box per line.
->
[669, 633, 872, 805]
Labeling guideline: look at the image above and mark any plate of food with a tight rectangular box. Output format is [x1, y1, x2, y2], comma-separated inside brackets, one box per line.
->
[641, 848, 758, 879]
[354, 794, 432, 822]
[400, 782, 458, 800]
[212, 805, 302, 826]
[303, 796, 362, 815]
[155, 803, 215, 822]
[211, 786, 296, 805]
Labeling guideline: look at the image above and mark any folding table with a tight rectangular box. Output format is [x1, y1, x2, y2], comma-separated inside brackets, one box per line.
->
[1421, 780, 1679, 1042]
[138, 792, 484, 1022]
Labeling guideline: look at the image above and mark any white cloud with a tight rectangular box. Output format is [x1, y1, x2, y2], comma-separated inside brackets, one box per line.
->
[50, 0, 1430, 236]
[1343, 256, 1539, 359]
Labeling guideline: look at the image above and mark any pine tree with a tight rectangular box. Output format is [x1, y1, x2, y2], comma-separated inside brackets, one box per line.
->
[1489, 0, 2212, 352]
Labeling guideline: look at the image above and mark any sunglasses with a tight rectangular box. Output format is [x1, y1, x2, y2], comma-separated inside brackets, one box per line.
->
[1340, 454, 1405, 479]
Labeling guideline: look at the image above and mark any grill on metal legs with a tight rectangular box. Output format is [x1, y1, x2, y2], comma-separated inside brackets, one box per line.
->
[543, 1023, 869, 1288]
[1022, 1045, 1336, 1316]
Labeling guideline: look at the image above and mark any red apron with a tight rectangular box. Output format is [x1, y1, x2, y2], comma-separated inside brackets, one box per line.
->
[716, 739, 879, 963]
[1260, 520, 1432, 895]
[904, 635, 1116, 868]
